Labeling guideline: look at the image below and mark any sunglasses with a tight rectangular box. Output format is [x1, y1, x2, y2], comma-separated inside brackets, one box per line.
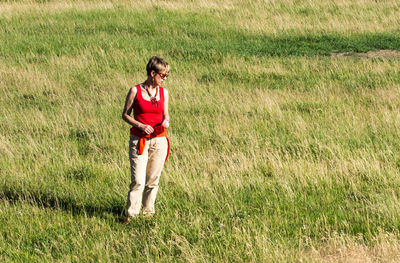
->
[157, 72, 169, 79]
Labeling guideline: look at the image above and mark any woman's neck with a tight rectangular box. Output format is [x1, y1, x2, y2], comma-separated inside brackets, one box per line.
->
[143, 79, 157, 90]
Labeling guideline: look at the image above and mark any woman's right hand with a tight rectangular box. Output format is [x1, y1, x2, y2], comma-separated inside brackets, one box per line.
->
[140, 124, 154, 135]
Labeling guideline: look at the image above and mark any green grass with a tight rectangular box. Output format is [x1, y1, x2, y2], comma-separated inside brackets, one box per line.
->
[2, 0, 400, 262]
[2, 8, 400, 64]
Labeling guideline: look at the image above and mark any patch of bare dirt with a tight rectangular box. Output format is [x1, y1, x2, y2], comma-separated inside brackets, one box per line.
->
[331, 49, 400, 59]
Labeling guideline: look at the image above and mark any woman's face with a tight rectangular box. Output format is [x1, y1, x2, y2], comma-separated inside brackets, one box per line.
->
[153, 70, 169, 86]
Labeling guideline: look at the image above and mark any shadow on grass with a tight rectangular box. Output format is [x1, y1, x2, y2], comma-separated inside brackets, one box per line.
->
[0, 186, 126, 222]
[3, 6, 400, 64]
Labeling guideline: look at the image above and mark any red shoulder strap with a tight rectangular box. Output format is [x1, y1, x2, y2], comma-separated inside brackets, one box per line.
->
[159, 86, 164, 101]
[135, 84, 142, 101]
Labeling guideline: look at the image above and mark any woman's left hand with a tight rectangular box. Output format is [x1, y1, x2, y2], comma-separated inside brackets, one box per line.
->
[162, 119, 170, 128]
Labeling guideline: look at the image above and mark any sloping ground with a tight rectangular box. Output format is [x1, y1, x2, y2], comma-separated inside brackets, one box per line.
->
[2, 1, 400, 262]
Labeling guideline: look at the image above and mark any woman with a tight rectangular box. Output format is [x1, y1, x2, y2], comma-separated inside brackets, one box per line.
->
[122, 56, 170, 223]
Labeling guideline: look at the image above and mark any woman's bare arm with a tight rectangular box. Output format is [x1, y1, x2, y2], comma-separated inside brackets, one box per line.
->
[162, 89, 170, 128]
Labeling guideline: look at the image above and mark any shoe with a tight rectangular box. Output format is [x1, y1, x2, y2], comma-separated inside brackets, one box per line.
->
[122, 215, 136, 224]
[142, 208, 155, 217]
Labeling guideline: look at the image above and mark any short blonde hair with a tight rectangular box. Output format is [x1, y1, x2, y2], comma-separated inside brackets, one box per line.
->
[146, 56, 170, 76]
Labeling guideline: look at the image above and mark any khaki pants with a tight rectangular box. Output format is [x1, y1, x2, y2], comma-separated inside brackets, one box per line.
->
[126, 135, 168, 217]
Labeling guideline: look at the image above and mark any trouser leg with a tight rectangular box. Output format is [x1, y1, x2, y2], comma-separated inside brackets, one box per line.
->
[142, 137, 168, 215]
[126, 136, 149, 217]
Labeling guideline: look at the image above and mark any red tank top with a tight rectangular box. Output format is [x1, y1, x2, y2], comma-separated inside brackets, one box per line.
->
[130, 84, 165, 135]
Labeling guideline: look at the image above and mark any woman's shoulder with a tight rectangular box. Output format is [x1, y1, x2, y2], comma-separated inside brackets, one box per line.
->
[160, 86, 168, 94]
[133, 84, 144, 92]
[127, 84, 141, 98]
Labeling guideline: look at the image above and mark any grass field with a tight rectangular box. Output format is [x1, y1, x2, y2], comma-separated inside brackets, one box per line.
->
[1, 0, 400, 262]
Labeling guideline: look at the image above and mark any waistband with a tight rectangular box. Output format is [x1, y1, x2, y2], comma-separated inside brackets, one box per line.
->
[130, 127, 170, 163]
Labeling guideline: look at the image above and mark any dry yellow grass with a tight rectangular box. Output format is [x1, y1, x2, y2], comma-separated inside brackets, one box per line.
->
[1, 0, 399, 34]
[304, 233, 400, 262]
